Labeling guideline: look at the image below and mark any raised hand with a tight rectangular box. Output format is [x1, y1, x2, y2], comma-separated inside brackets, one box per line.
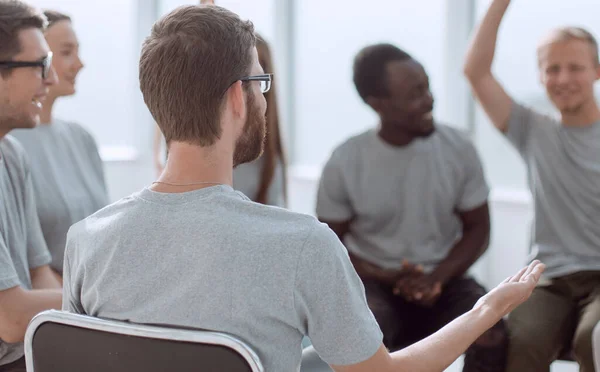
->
[199, 0, 215, 4]
[474, 260, 545, 317]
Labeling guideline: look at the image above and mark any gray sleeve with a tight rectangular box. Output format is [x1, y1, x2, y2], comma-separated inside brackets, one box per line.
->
[457, 140, 489, 211]
[316, 152, 354, 221]
[85, 130, 109, 201]
[0, 236, 19, 291]
[506, 100, 545, 157]
[294, 224, 383, 366]
[62, 227, 84, 314]
[23, 166, 51, 270]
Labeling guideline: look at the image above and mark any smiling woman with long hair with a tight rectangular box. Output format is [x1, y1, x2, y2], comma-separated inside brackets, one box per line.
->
[11, 10, 108, 279]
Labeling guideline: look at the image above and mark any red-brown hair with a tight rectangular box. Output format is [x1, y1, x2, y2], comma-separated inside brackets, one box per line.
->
[255, 34, 287, 205]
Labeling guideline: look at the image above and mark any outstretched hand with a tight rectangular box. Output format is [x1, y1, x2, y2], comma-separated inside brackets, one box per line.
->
[474, 260, 545, 317]
[200, 0, 215, 4]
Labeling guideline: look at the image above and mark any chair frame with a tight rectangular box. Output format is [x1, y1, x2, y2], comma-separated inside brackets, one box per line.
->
[25, 310, 264, 372]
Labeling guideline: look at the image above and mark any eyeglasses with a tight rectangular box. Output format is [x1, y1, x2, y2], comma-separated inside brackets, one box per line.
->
[240, 73, 272, 93]
[0, 52, 53, 80]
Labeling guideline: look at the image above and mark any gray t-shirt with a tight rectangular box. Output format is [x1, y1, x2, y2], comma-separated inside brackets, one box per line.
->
[317, 125, 489, 271]
[0, 136, 52, 366]
[62, 185, 382, 371]
[233, 156, 285, 207]
[12, 119, 108, 273]
[507, 102, 600, 278]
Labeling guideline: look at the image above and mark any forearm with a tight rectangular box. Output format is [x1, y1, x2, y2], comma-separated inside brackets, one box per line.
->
[430, 226, 489, 285]
[390, 306, 498, 371]
[464, 0, 510, 79]
[30, 265, 62, 290]
[0, 288, 62, 343]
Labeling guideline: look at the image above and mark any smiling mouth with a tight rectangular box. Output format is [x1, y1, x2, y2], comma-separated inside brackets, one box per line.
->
[32, 98, 42, 109]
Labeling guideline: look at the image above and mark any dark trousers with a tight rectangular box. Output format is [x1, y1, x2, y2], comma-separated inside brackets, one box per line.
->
[364, 276, 508, 372]
[0, 357, 26, 372]
[507, 271, 600, 372]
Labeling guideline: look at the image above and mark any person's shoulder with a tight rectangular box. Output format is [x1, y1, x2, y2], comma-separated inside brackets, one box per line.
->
[335, 129, 374, 152]
[434, 124, 480, 152]
[434, 124, 471, 143]
[327, 128, 374, 166]
[0, 135, 30, 172]
[513, 100, 560, 124]
[6, 127, 35, 143]
[68, 194, 138, 240]
[57, 119, 96, 141]
[247, 201, 321, 230]
[242, 201, 336, 244]
[1, 134, 26, 155]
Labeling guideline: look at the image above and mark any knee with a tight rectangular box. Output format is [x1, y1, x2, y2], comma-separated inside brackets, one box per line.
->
[465, 321, 509, 368]
[507, 312, 540, 350]
[474, 320, 509, 349]
[572, 324, 594, 361]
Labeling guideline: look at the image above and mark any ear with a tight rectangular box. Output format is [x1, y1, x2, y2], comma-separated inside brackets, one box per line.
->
[366, 96, 385, 115]
[227, 80, 247, 120]
[539, 71, 545, 86]
[594, 63, 600, 81]
[538, 65, 547, 86]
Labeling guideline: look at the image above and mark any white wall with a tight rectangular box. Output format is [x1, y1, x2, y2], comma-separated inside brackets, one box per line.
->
[292, 0, 453, 166]
[30, 0, 146, 150]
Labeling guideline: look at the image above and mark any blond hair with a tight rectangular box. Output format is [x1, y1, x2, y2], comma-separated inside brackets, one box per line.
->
[537, 27, 599, 66]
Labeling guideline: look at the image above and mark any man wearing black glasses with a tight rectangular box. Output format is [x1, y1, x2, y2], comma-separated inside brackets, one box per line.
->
[0, 1, 62, 371]
[62, 4, 544, 372]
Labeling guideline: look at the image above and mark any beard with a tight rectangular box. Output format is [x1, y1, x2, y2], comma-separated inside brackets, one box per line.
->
[233, 90, 266, 167]
[0, 97, 37, 133]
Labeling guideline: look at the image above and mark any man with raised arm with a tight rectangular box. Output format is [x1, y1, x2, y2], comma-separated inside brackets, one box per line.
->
[464, 1, 600, 370]
[63, 4, 544, 372]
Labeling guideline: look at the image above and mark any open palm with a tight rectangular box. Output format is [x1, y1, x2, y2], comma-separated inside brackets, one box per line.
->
[475, 260, 545, 317]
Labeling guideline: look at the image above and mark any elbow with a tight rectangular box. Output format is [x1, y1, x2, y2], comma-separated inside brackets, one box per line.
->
[1, 330, 25, 344]
[462, 63, 474, 80]
[480, 230, 491, 255]
[463, 64, 481, 84]
[478, 221, 492, 256]
[0, 315, 26, 344]
[462, 60, 491, 85]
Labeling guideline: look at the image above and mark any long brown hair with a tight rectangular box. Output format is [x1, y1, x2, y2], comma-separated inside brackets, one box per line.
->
[255, 34, 287, 205]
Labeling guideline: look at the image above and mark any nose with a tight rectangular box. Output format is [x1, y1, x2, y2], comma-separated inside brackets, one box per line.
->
[425, 90, 434, 109]
[45, 65, 58, 86]
[76, 55, 84, 70]
[556, 68, 570, 85]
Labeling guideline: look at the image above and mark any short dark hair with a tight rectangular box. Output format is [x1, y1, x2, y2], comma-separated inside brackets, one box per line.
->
[43, 10, 71, 28]
[139, 5, 256, 147]
[353, 43, 412, 102]
[0, 0, 47, 62]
